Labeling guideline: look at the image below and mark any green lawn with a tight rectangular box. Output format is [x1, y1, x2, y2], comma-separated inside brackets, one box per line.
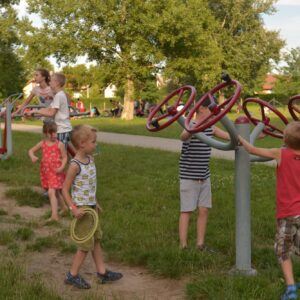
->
[0, 131, 295, 299]
[14, 101, 292, 149]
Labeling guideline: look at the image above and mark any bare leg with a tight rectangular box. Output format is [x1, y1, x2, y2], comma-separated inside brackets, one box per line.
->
[48, 188, 59, 221]
[91, 242, 106, 274]
[70, 250, 88, 276]
[56, 190, 68, 212]
[179, 212, 191, 248]
[196, 207, 209, 247]
[281, 258, 295, 285]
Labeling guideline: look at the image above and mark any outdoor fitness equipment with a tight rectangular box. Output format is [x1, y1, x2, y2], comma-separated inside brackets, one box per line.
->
[146, 85, 196, 131]
[146, 76, 285, 275]
[0, 93, 23, 160]
[288, 95, 300, 121]
[70, 207, 99, 243]
[243, 98, 289, 139]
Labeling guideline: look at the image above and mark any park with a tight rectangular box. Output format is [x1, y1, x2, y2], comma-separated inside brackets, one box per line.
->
[1, 1, 300, 299]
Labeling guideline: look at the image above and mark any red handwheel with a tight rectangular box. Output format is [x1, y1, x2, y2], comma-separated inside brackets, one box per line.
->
[184, 79, 242, 133]
[146, 85, 196, 132]
[243, 98, 288, 139]
[288, 95, 300, 121]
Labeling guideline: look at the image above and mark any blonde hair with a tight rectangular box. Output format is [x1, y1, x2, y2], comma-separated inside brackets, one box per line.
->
[284, 121, 300, 150]
[52, 73, 66, 87]
[71, 125, 97, 149]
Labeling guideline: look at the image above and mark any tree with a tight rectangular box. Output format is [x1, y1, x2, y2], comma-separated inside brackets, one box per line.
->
[25, 0, 223, 119]
[273, 47, 300, 96]
[208, 0, 284, 94]
[0, 0, 25, 97]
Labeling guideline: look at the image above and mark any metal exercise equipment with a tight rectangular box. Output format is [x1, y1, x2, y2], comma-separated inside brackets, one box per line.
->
[288, 95, 300, 121]
[146, 76, 286, 275]
[0, 93, 22, 160]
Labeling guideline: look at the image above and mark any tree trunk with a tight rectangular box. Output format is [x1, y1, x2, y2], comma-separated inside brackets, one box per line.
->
[121, 77, 134, 120]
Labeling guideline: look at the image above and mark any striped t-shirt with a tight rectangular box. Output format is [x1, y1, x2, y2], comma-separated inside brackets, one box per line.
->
[179, 127, 213, 180]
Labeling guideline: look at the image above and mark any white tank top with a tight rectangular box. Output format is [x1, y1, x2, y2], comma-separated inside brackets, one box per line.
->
[71, 156, 97, 206]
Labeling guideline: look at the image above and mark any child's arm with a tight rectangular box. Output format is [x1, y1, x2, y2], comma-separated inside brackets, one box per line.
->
[180, 130, 192, 141]
[25, 107, 57, 117]
[212, 126, 230, 140]
[56, 142, 67, 173]
[238, 135, 281, 160]
[62, 162, 85, 219]
[28, 141, 42, 163]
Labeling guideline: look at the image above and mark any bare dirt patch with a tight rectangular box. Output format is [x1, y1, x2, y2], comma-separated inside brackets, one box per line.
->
[0, 183, 187, 299]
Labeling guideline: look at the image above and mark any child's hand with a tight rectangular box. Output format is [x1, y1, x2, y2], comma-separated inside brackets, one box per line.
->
[73, 207, 85, 219]
[56, 167, 64, 174]
[31, 155, 39, 163]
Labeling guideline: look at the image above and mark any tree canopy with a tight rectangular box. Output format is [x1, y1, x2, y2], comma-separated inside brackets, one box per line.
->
[23, 0, 284, 118]
[0, 0, 25, 97]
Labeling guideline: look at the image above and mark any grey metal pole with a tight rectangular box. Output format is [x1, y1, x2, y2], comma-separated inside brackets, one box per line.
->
[232, 116, 256, 275]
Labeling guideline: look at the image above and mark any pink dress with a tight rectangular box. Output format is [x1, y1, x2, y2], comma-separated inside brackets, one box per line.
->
[40, 140, 65, 189]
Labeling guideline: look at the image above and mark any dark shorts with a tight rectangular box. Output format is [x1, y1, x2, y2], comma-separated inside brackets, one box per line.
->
[72, 205, 102, 252]
[57, 131, 71, 148]
[274, 216, 300, 262]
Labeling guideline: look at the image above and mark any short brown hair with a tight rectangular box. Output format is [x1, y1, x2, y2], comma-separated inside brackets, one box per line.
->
[52, 73, 66, 87]
[43, 121, 57, 134]
[284, 121, 300, 150]
[71, 125, 97, 149]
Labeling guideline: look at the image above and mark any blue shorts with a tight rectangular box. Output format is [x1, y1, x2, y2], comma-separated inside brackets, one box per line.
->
[57, 131, 71, 148]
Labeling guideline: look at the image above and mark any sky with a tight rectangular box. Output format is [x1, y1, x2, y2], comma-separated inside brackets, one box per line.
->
[263, 0, 300, 50]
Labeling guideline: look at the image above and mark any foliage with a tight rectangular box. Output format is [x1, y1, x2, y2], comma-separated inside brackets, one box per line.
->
[273, 47, 300, 96]
[0, 1, 25, 97]
[208, 0, 284, 95]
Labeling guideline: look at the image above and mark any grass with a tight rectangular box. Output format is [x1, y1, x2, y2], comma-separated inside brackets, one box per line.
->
[13, 102, 293, 149]
[5, 187, 46, 208]
[0, 258, 62, 300]
[0, 131, 295, 299]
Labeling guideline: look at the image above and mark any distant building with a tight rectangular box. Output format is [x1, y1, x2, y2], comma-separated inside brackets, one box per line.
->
[261, 74, 277, 94]
[104, 84, 117, 98]
[23, 80, 36, 98]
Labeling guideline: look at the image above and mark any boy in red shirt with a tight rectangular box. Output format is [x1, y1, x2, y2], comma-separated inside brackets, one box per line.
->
[239, 121, 300, 300]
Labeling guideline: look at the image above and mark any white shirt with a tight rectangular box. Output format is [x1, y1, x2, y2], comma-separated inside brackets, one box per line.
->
[32, 86, 54, 107]
[50, 91, 72, 133]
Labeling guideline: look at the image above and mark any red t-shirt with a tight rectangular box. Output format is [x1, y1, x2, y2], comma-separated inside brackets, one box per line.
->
[276, 148, 300, 219]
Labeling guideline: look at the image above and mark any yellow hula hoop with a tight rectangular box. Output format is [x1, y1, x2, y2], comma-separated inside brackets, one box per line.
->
[70, 207, 99, 244]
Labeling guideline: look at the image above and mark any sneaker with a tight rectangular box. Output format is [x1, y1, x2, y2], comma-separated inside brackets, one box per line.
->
[97, 270, 123, 284]
[197, 244, 217, 254]
[281, 285, 297, 300]
[65, 271, 91, 289]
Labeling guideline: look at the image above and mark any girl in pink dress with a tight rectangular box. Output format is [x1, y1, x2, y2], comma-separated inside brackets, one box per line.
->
[28, 121, 68, 221]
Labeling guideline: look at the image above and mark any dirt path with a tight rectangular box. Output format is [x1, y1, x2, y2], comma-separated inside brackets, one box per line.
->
[0, 183, 187, 300]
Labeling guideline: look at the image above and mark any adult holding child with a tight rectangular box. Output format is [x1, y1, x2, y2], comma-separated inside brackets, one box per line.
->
[25, 73, 73, 148]
[12, 68, 54, 117]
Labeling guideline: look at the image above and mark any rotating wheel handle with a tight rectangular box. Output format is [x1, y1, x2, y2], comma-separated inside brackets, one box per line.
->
[288, 95, 300, 121]
[184, 79, 242, 133]
[243, 98, 289, 139]
[146, 85, 196, 132]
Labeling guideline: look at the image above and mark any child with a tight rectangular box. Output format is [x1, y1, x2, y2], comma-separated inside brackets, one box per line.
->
[28, 121, 68, 221]
[179, 98, 229, 250]
[239, 121, 300, 300]
[62, 124, 122, 289]
[25, 73, 73, 149]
